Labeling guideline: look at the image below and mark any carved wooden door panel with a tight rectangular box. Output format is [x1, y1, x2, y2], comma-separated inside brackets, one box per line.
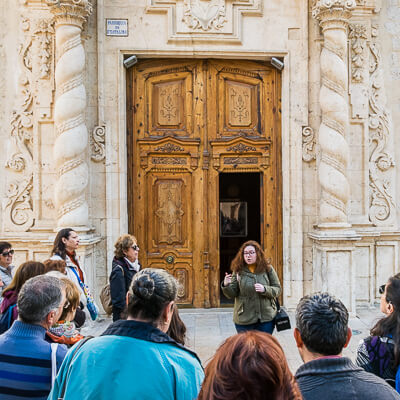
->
[128, 60, 205, 306]
[128, 59, 282, 307]
[206, 60, 282, 306]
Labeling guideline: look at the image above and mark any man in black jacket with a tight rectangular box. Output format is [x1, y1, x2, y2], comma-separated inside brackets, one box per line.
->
[294, 292, 399, 400]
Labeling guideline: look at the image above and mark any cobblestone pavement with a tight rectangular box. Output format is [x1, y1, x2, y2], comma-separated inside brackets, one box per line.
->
[82, 305, 382, 373]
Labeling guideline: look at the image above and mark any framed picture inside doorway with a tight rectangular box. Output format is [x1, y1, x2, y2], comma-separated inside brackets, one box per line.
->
[220, 201, 247, 237]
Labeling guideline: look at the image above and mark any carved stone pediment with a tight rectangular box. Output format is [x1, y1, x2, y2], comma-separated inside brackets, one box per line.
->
[138, 136, 200, 172]
[210, 136, 271, 172]
[146, 0, 262, 43]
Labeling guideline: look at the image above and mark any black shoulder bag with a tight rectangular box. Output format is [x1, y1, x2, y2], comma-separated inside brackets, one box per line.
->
[274, 298, 291, 332]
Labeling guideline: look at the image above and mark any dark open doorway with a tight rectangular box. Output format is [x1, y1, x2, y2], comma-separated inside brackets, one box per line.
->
[219, 172, 261, 304]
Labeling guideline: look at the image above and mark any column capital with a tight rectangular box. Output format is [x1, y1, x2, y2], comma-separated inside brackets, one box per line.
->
[312, 0, 356, 30]
[46, 0, 92, 28]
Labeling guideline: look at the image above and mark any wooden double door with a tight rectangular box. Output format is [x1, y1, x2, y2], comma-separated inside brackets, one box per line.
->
[127, 59, 282, 307]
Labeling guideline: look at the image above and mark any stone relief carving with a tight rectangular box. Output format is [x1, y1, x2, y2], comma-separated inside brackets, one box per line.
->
[302, 127, 316, 162]
[90, 125, 105, 162]
[182, 0, 227, 31]
[368, 25, 396, 225]
[48, 0, 92, 229]
[33, 19, 54, 79]
[4, 12, 34, 232]
[349, 24, 367, 83]
[312, 0, 356, 226]
[147, 0, 262, 43]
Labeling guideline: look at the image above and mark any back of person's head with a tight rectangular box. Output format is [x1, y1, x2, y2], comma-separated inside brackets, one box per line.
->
[296, 292, 348, 356]
[18, 275, 63, 325]
[198, 331, 302, 400]
[0, 242, 12, 254]
[43, 259, 66, 274]
[128, 268, 177, 324]
[51, 228, 75, 259]
[58, 277, 80, 321]
[3, 261, 45, 297]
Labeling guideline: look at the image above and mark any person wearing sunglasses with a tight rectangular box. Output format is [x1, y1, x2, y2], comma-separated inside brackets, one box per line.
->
[222, 240, 281, 334]
[356, 273, 400, 389]
[110, 234, 141, 321]
[0, 242, 16, 300]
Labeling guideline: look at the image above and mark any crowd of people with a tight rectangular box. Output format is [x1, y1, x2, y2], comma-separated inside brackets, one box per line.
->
[0, 233, 399, 399]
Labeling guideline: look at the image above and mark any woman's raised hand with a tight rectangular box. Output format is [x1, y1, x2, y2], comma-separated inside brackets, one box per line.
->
[224, 273, 232, 287]
[254, 283, 265, 293]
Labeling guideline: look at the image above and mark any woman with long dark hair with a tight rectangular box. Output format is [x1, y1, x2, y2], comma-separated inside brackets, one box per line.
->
[356, 273, 400, 387]
[50, 228, 97, 325]
[222, 240, 281, 333]
[198, 331, 302, 400]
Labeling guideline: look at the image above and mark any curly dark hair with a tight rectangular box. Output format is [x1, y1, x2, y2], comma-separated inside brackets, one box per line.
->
[230, 240, 272, 274]
[198, 331, 302, 400]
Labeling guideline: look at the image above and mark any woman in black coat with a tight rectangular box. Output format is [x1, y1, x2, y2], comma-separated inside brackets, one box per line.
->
[110, 234, 140, 321]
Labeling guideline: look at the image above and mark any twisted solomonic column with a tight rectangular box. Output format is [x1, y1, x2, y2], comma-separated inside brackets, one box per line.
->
[312, 0, 356, 227]
[47, 0, 92, 229]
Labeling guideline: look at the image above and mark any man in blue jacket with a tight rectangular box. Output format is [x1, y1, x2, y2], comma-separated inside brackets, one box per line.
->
[0, 275, 68, 400]
[294, 292, 400, 400]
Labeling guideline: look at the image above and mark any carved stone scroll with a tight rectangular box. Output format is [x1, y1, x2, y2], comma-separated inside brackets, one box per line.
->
[368, 25, 396, 225]
[302, 126, 316, 162]
[4, 10, 34, 232]
[90, 125, 105, 162]
[47, 0, 92, 229]
[312, 0, 356, 227]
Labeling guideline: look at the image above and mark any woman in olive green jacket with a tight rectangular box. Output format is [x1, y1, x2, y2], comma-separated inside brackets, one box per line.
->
[222, 240, 281, 334]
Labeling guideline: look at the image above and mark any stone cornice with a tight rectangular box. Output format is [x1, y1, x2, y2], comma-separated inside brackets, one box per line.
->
[46, 0, 92, 28]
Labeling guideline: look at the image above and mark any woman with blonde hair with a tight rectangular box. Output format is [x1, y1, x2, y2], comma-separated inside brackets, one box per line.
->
[198, 331, 302, 400]
[110, 234, 140, 321]
[222, 240, 281, 333]
[46, 277, 84, 346]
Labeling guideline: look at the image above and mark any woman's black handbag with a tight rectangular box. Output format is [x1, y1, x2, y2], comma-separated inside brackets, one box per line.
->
[274, 298, 291, 332]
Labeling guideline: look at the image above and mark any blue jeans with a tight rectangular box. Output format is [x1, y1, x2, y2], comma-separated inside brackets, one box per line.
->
[235, 320, 275, 334]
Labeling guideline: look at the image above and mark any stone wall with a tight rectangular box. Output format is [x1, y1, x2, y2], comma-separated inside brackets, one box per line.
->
[0, 0, 399, 309]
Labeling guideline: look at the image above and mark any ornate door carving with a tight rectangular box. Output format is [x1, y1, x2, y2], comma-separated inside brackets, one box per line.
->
[128, 59, 281, 307]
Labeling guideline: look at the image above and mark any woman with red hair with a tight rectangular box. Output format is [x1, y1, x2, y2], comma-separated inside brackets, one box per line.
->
[198, 331, 302, 400]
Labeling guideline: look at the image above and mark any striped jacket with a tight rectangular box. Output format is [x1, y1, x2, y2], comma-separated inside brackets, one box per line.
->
[0, 320, 67, 399]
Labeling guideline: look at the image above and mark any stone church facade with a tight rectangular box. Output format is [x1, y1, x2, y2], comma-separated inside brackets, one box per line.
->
[0, 0, 400, 311]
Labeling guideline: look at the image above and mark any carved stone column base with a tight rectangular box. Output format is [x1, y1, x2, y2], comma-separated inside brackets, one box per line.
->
[309, 230, 361, 315]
